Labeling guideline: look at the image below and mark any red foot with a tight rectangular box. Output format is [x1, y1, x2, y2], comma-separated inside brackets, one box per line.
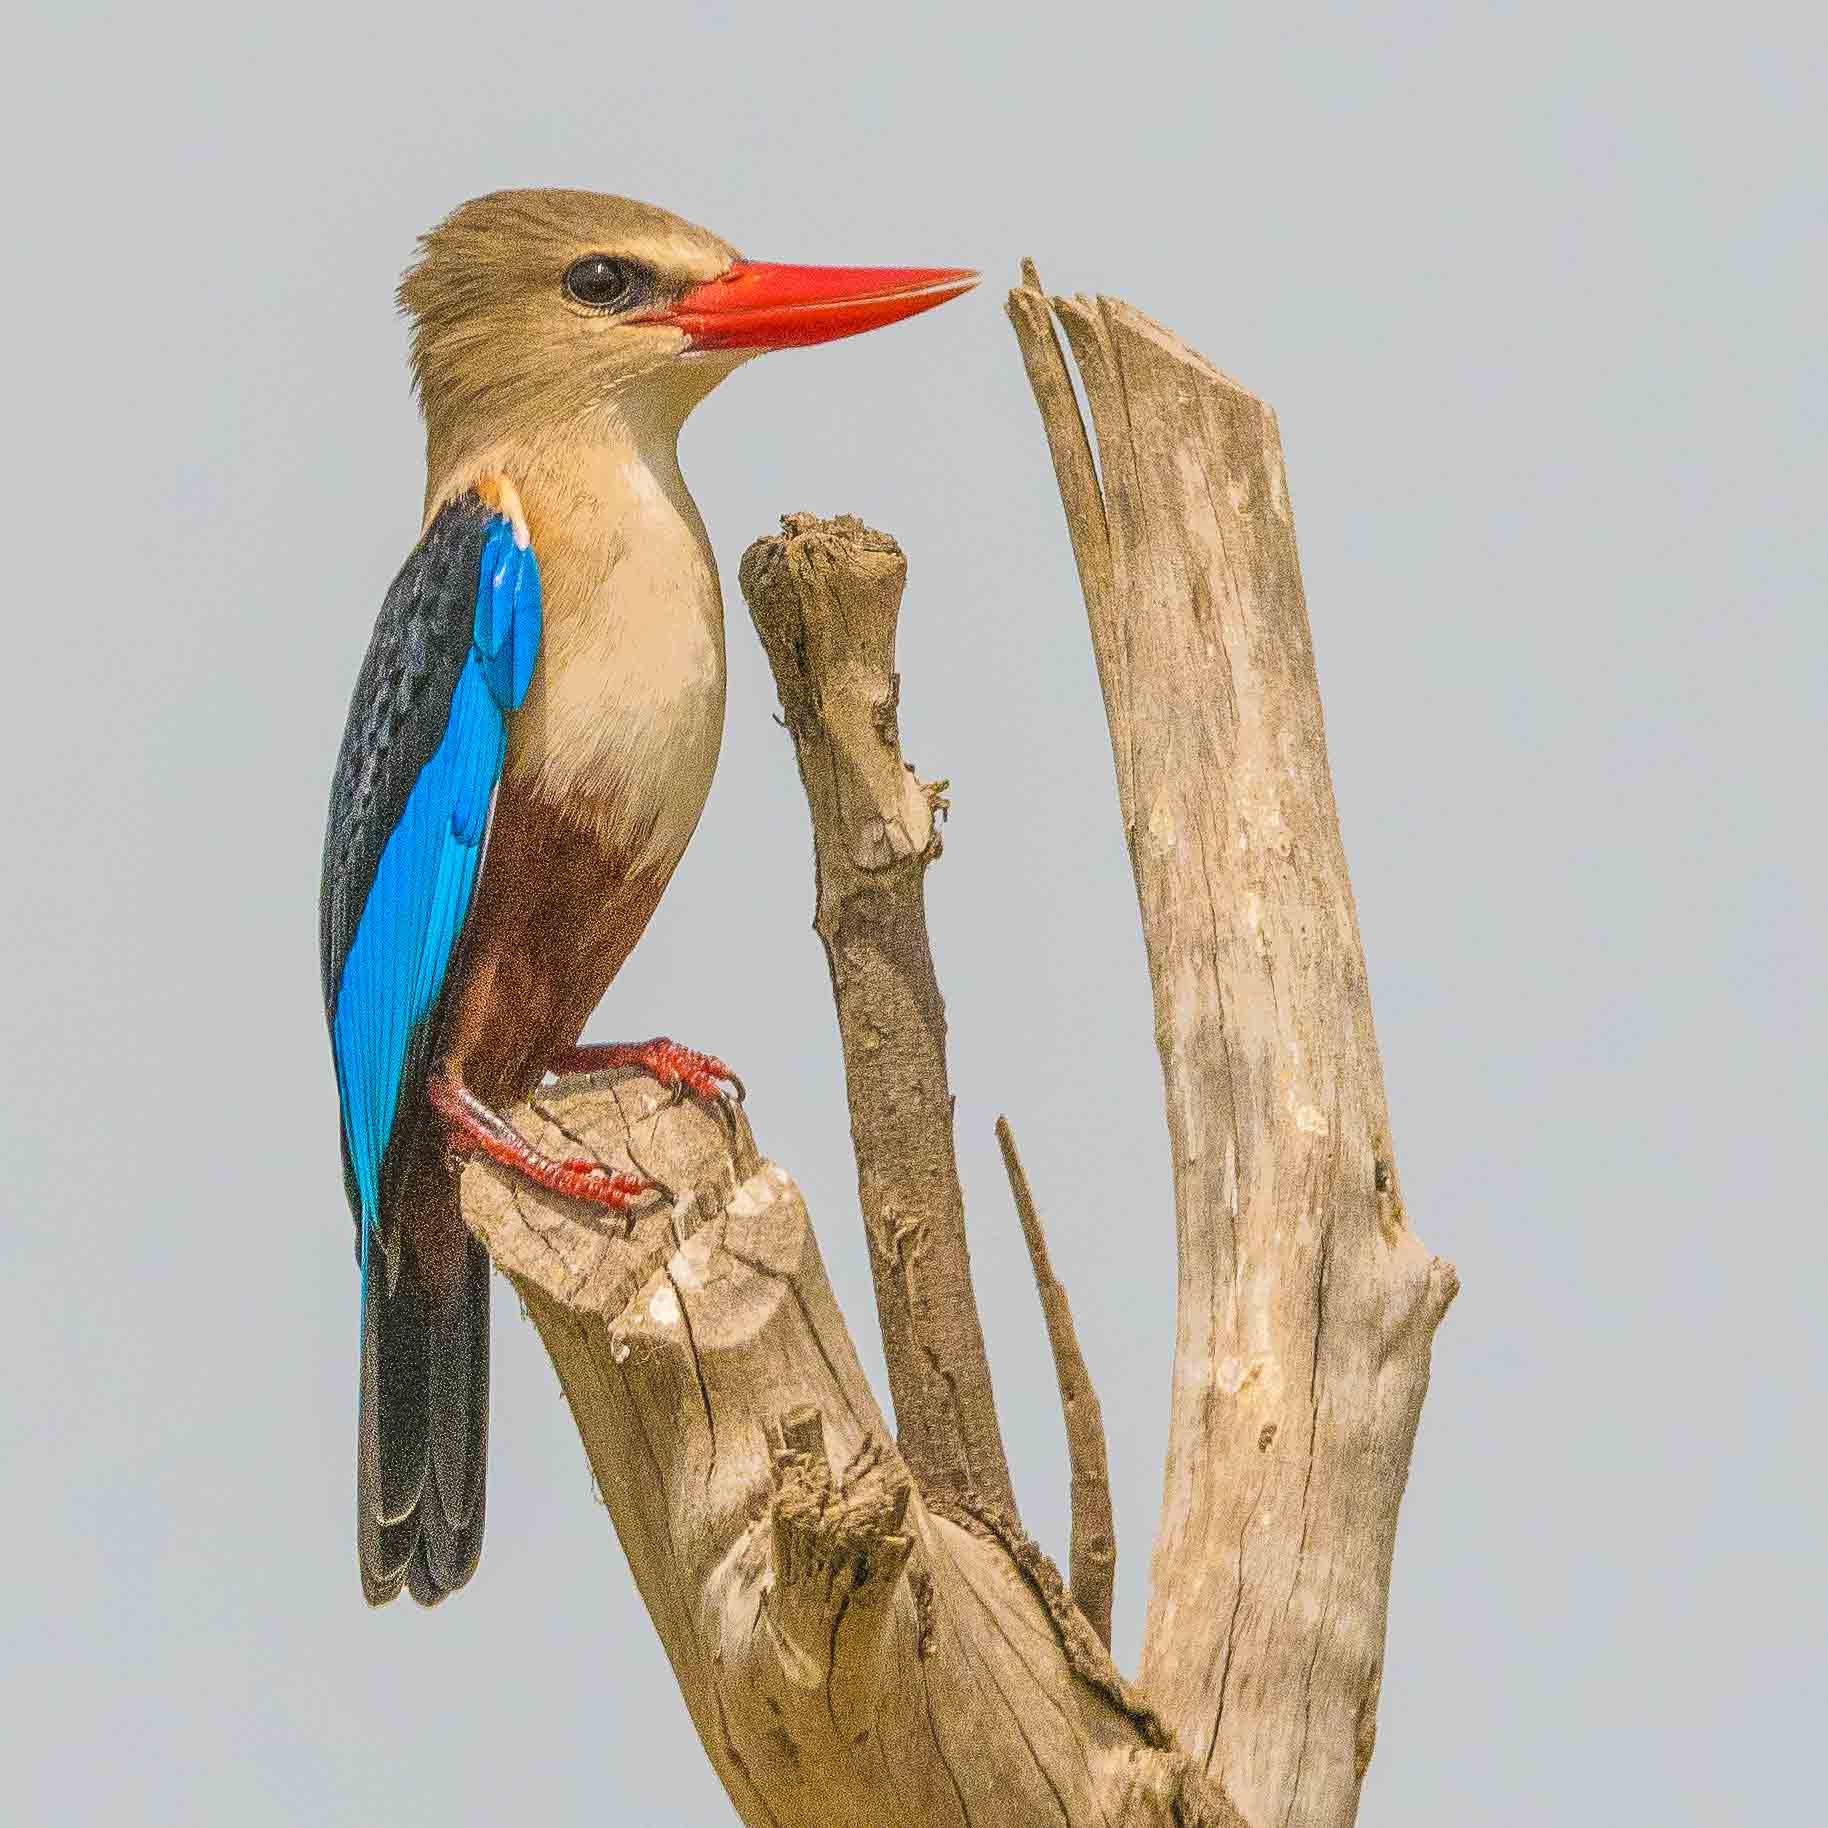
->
[548, 1037, 745, 1105]
[428, 1072, 650, 1210]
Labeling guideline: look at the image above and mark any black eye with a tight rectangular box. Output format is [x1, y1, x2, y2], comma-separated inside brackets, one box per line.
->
[564, 254, 643, 310]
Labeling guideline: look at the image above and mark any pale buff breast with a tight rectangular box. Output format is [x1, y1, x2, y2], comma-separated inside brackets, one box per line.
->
[499, 438, 728, 882]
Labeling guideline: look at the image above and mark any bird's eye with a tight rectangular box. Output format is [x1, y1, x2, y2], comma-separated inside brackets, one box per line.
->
[564, 254, 643, 310]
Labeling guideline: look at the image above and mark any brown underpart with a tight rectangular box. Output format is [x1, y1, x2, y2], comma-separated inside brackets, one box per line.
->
[434, 777, 671, 1109]
[392, 777, 671, 1304]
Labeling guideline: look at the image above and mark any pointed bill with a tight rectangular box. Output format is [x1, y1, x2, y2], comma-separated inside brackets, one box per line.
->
[638, 261, 978, 351]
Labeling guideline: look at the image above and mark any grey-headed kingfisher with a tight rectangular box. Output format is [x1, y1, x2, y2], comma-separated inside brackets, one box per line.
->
[320, 190, 974, 1605]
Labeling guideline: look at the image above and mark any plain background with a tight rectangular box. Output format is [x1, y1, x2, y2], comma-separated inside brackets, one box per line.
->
[4, 4, 1821, 1823]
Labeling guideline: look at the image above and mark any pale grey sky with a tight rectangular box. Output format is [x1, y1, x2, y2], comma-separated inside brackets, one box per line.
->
[5, 4, 1822, 1823]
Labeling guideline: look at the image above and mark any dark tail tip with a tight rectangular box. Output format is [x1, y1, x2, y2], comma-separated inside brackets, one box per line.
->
[359, 1232, 490, 1607]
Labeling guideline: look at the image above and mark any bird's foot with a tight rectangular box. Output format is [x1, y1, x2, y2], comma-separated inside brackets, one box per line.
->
[548, 1037, 745, 1105]
[428, 1071, 650, 1210]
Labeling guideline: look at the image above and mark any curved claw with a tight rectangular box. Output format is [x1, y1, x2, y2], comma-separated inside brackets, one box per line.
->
[548, 1037, 744, 1108]
[430, 1071, 653, 1211]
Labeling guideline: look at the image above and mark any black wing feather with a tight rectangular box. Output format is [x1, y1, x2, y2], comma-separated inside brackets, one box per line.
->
[320, 493, 496, 1239]
[320, 491, 506, 1608]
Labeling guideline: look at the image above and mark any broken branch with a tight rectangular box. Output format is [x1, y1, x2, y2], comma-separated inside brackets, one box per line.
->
[462, 1073, 1241, 1827]
[738, 514, 1016, 1518]
[996, 1113, 1116, 1650]
[1008, 266, 1456, 1828]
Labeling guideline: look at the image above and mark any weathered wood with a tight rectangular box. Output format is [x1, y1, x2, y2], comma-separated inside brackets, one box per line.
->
[996, 1114, 1116, 1650]
[464, 1075, 1240, 1828]
[737, 514, 1015, 1518]
[1007, 271, 1457, 1828]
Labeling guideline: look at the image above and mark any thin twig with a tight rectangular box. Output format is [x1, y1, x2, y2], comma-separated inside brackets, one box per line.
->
[995, 1115, 1115, 1648]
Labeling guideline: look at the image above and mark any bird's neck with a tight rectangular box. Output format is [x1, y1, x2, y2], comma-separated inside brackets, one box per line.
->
[425, 405, 711, 574]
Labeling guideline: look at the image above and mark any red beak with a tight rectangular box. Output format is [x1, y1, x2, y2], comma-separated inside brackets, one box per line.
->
[639, 260, 978, 352]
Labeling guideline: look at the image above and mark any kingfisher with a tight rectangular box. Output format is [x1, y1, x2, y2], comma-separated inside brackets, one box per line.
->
[320, 190, 975, 1606]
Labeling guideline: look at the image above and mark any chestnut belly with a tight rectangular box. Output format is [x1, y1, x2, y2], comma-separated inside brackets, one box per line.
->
[437, 777, 675, 1107]
[392, 777, 687, 1305]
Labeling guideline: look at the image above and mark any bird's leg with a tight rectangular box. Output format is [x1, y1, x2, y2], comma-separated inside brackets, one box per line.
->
[547, 1038, 745, 1104]
[428, 1070, 650, 1210]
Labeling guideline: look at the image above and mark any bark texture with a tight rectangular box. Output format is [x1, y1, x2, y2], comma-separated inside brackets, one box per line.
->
[465, 1077, 1239, 1828]
[738, 515, 1015, 1519]
[1007, 267, 1457, 1828]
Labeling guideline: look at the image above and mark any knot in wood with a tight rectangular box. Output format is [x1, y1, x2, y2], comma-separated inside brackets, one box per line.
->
[770, 1428, 914, 1595]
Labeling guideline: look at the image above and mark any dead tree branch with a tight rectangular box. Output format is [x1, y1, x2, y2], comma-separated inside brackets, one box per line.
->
[996, 1113, 1116, 1650]
[737, 514, 1015, 1518]
[1008, 266, 1457, 1828]
[463, 1076, 1239, 1828]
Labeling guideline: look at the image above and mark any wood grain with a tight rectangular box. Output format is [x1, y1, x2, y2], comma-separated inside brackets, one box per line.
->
[738, 514, 1016, 1519]
[1008, 269, 1456, 1828]
[464, 1075, 1240, 1827]
[997, 1113, 1117, 1650]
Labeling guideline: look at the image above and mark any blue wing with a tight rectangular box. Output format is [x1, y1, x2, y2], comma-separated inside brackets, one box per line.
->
[320, 493, 542, 1270]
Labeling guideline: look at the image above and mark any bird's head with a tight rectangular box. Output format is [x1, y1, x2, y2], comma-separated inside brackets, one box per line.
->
[399, 189, 976, 468]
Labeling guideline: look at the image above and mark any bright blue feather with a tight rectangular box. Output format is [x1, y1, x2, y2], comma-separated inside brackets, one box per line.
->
[332, 517, 542, 1282]
[476, 522, 542, 709]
